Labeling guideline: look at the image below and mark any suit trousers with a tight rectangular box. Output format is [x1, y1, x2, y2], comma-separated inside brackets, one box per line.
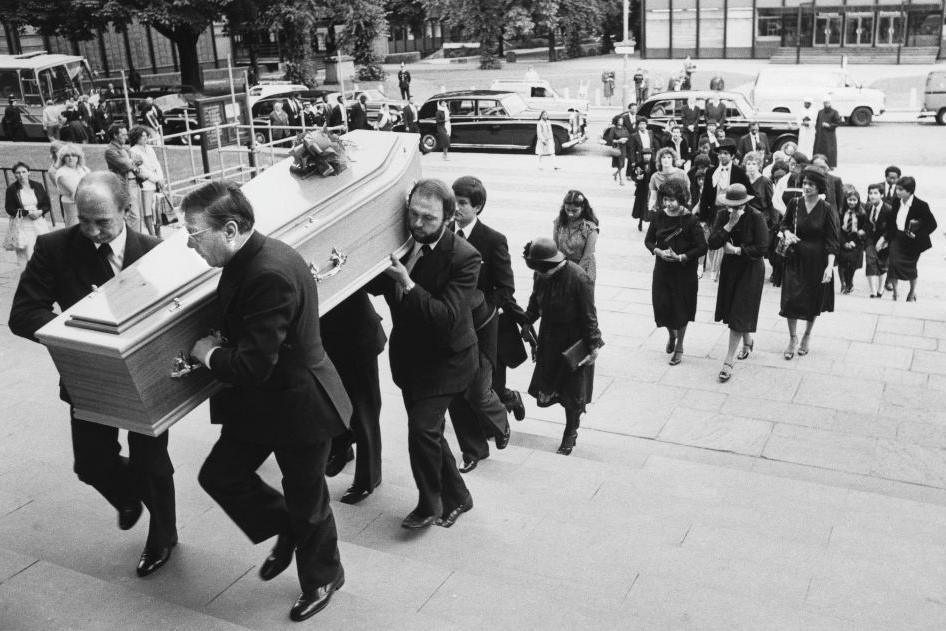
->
[70, 414, 176, 547]
[328, 356, 383, 489]
[399, 85, 410, 99]
[403, 392, 471, 517]
[449, 351, 510, 460]
[198, 434, 341, 590]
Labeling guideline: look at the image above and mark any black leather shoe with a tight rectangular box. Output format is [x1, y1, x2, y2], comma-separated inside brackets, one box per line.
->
[136, 541, 176, 577]
[324, 446, 354, 478]
[259, 533, 295, 581]
[459, 456, 480, 473]
[340, 480, 381, 505]
[289, 568, 345, 622]
[495, 425, 511, 450]
[436, 497, 473, 528]
[118, 501, 143, 531]
[401, 509, 437, 529]
[506, 390, 526, 421]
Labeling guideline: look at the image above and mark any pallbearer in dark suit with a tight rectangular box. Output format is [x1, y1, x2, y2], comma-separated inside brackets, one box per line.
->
[447, 176, 525, 473]
[185, 182, 352, 623]
[367, 179, 478, 530]
[9, 171, 176, 578]
[321, 290, 386, 504]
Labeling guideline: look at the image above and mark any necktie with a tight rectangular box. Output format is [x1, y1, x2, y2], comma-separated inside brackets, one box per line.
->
[457, 229, 465, 239]
[97, 242, 114, 281]
[398, 245, 429, 301]
[752, 135, 758, 151]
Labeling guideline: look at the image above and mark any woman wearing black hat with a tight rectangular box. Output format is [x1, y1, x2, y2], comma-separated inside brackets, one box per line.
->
[708, 184, 769, 382]
[778, 165, 840, 358]
[522, 238, 604, 455]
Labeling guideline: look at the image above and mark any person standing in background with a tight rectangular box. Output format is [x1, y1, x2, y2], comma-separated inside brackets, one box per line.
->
[813, 96, 842, 168]
[397, 63, 412, 99]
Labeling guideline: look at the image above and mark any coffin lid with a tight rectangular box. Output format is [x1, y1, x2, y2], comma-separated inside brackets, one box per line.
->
[65, 131, 406, 334]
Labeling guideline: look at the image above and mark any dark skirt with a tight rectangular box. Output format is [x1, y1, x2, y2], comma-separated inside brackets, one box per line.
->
[864, 241, 887, 276]
[715, 254, 765, 332]
[779, 240, 835, 320]
[652, 258, 699, 329]
[611, 153, 626, 169]
[632, 175, 650, 219]
[436, 125, 450, 149]
[837, 243, 864, 270]
[886, 232, 919, 281]
[528, 320, 595, 413]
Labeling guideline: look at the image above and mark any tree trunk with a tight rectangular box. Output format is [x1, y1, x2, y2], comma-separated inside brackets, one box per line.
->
[151, 23, 205, 91]
[246, 29, 260, 85]
[547, 27, 556, 62]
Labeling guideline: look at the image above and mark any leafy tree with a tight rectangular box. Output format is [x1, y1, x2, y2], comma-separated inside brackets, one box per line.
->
[0, 0, 229, 90]
[426, 0, 511, 69]
[336, 0, 388, 81]
[260, 0, 329, 86]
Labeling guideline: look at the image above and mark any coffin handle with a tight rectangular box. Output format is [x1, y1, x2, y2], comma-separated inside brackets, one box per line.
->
[309, 248, 348, 283]
[170, 352, 202, 379]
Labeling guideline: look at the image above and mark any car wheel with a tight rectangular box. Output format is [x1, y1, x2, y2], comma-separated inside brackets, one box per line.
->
[773, 135, 799, 152]
[420, 133, 438, 152]
[936, 108, 946, 126]
[255, 131, 267, 145]
[849, 107, 872, 127]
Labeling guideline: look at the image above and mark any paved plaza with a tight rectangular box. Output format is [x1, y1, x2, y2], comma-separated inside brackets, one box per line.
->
[2, 111, 946, 628]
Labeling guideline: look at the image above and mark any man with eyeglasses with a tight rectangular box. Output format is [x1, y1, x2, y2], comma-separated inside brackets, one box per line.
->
[9, 170, 177, 578]
[366, 178, 479, 530]
[184, 181, 352, 622]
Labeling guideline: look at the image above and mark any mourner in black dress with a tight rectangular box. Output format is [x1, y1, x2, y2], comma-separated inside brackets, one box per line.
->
[778, 166, 840, 359]
[645, 180, 707, 366]
[863, 182, 891, 298]
[836, 186, 867, 295]
[881, 176, 937, 302]
[707, 184, 769, 382]
[522, 238, 603, 456]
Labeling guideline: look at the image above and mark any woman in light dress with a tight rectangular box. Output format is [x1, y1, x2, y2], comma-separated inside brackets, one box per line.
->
[128, 126, 166, 237]
[5, 162, 51, 266]
[536, 110, 559, 171]
[53, 143, 91, 227]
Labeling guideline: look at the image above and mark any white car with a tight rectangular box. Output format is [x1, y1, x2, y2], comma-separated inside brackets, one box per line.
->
[247, 82, 309, 108]
[489, 78, 589, 114]
[740, 68, 885, 127]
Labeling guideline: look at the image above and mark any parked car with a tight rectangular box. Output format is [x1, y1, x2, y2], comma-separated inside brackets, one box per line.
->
[739, 68, 885, 127]
[343, 89, 403, 126]
[638, 90, 799, 151]
[918, 69, 946, 125]
[250, 89, 337, 143]
[488, 78, 590, 115]
[101, 91, 201, 144]
[397, 90, 586, 153]
[247, 82, 309, 109]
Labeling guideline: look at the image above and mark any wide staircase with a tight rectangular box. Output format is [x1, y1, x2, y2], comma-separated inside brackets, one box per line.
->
[3, 147, 946, 629]
[769, 45, 939, 64]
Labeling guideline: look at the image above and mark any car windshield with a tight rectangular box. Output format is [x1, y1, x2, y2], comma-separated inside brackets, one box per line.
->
[154, 94, 188, 111]
[500, 94, 527, 115]
[727, 94, 755, 115]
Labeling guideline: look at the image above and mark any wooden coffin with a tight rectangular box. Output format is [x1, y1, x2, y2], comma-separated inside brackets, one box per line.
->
[36, 130, 421, 436]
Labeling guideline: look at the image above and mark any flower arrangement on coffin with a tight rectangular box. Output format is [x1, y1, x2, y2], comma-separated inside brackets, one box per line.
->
[289, 130, 349, 178]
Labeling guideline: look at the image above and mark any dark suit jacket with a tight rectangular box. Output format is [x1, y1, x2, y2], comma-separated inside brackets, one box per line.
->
[367, 229, 480, 399]
[207, 231, 352, 445]
[824, 173, 845, 216]
[736, 132, 771, 164]
[699, 163, 751, 224]
[327, 104, 344, 128]
[704, 101, 727, 127]
[320, 289, 386, 369]
[350, 102, 369, 130]
[457, 219, 524, 364]
[664, 137, 691, 163]
[628, 131, 659, 169]
[9, 225, 160, 401]
[884, 196, 937, 255]
[401, 104, 418, 132]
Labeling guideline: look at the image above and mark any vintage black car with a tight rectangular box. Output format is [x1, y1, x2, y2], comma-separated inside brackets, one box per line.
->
[102, 92, 201, 145]
[399, 90, 586, 153]
[638, 90, 799, 151]
[250, 89, 337, 143]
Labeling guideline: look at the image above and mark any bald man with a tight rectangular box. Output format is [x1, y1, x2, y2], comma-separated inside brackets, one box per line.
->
[9, 171, 178, 577]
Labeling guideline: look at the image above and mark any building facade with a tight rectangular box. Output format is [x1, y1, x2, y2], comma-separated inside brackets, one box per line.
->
[641, 0, 946, 60]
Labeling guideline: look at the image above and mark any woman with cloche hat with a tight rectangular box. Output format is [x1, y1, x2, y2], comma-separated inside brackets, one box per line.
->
[521, 237, 604, 455]
[707, 183, 770, 382]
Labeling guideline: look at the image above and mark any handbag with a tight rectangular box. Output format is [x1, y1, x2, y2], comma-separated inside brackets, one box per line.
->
[561, 338, 591, 372]
[3, 216, 22, 251]
[775, 199, 799, 259]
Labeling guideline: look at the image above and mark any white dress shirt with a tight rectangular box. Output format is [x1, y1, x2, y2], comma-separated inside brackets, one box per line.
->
[97, 224, 127, 277]
[897, 195, 913, 232]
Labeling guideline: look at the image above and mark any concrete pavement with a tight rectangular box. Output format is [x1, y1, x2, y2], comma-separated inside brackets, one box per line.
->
[2, 143, 946, 628]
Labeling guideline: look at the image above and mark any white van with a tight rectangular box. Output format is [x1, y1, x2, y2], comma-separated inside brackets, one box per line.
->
[742, 68, 885, 127]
